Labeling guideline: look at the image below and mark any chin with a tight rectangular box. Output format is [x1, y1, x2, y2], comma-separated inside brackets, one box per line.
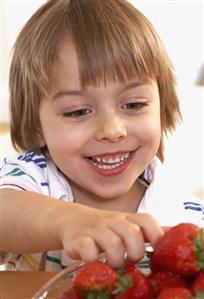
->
[95, 188, 129, 200]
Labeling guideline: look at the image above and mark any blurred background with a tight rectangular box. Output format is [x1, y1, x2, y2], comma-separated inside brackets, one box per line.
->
[0, 0, 203, 199]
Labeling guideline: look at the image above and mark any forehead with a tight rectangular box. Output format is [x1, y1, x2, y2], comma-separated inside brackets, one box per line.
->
[49, 36, 156, 94]
[45, 1, 162, 92]
[49, 36, 80, 87]
[48, 37, 91, 98]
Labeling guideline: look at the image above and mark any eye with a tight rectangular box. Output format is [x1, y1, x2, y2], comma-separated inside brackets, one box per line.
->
[122, 101, 148, 110]
[62, 108, 92, 118]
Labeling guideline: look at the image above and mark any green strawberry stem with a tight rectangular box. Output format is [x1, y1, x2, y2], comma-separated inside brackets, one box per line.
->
[84, 289, 112, 299]
[112, 275, 133, 294]
[116, 267, 125, 276]
[192, 292, 204, 299]
[194, 228, 204, 270]
[84, 273, 133, 298]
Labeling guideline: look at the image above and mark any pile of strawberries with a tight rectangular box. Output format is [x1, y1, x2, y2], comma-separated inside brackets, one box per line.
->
[60, 223, 204, 299]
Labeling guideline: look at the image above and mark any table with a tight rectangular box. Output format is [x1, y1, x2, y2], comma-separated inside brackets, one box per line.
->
[0, 271, 56, 299]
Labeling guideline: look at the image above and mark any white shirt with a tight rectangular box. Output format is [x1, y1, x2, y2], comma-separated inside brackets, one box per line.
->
[0, 151, 203, 271]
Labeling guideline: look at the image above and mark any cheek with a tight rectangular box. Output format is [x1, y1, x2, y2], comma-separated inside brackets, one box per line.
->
[43, 123, 92, 159]
[46, 130, 80, 152]
[134, 118, 161, 165]
[134, 115, 161, 143]
[148, 122, 161, 148]
[39, 106, 86, 151]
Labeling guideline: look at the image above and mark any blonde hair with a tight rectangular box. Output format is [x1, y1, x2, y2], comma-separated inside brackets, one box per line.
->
[9, 0, 181, 161]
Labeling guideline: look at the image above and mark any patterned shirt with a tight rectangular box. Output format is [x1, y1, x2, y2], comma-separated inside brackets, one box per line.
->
[0, 151, 203, 271]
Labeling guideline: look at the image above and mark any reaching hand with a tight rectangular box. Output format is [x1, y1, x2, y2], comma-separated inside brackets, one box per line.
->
[58, 204, 164, 267]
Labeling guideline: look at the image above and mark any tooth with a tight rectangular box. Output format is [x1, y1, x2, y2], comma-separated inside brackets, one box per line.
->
[114, 157, 121, 163]
[101, 157, 107, 163]
[103, 157, 113, 163]
[108, 158, 114, 163]
[89, 152, 130, 170]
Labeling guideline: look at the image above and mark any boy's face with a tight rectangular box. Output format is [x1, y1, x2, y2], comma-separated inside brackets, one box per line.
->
[39, 37, 161, 201]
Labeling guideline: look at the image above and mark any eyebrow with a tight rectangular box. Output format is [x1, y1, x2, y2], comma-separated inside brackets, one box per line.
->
[52, 80, 151, 100]
[53, 89, 83, 100]
[121, 80, 151, 92]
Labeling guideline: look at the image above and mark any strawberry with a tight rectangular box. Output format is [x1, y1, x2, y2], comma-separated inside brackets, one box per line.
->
[148, 270, 189, 297]
[150, 223, 204, 276]
[115, 266, 154, 299]
[73, 261, 119, 296]
[123, 261, 137, 274]
[191, 270, 204, 296]
[156, 287, 192, 299]
[59, 287, 83, 299]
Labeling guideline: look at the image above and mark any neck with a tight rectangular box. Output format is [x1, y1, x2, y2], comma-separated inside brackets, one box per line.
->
[71, 181, 146, 213]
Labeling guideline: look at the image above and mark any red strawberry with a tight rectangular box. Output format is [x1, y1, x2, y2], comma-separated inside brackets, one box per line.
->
[60, 287, 83, 299]
[150, 223, 204, 276]
[156, 287, 192, 299]
[115, 266, 154, 299]
[73, 261, 119, 293]
[148, 271, 189, 297]
[124, 261, 137, 273]
[191, 270, 204, 296]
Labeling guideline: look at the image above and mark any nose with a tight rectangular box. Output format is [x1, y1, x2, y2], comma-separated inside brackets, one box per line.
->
[95, 113, 127, 142]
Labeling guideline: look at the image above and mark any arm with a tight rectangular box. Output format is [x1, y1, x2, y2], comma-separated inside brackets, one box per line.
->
[1, 189, 163, 267]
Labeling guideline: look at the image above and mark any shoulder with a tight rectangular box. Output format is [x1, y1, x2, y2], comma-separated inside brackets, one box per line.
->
[1, 150, 47, 167]
[14, 150, 48, 169]
[139, 157, 203, 228]
[1, 150, 51, 180]
[1, 151, 74, 201]
[0, 151, 51, 192]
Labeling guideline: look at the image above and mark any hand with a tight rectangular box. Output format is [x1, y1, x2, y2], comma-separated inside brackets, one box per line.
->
[58, 204, 164, 267]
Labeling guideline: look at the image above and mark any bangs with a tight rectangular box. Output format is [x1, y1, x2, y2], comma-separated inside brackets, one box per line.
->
[10, 0, 180, 156]
[21, 0, 165, 95]
[64, 0, 160, 87]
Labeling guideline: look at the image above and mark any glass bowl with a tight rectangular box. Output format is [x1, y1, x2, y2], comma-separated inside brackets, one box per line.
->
[32, 247, 152, 299]
[32, 255, 106, 299]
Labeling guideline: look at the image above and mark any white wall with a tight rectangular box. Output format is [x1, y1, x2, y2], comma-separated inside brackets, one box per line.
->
[1, 0, 203, 198]
[132, 1, 204, 198]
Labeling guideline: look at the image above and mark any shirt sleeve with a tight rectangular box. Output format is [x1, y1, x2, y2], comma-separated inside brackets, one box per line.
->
[182, 194, 204, 228]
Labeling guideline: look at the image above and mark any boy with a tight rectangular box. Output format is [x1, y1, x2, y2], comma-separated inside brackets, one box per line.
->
[1, 0, 203, 271]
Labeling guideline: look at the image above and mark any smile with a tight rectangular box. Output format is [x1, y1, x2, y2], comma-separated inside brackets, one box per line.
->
[86, 151, 133, 175]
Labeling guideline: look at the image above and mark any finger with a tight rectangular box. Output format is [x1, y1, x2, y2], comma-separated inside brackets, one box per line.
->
[67, 236, 100, 262]
[108, 221, 145, 262]
[162, 226, 172, 233]
[88, 228, 126, 268]
[127, 213, 164, 246]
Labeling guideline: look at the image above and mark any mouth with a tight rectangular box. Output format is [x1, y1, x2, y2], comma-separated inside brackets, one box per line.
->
[86, 151, 134, 176]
